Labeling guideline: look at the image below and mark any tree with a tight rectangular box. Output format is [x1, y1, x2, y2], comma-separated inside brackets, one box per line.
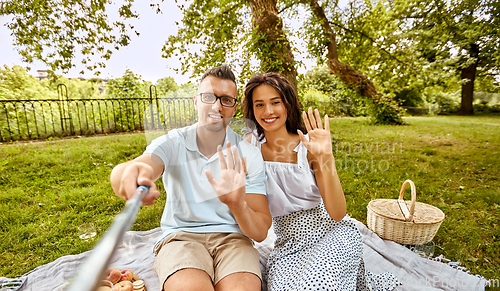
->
[0, 65, 56, 100]
[306, 0, 439, 109]
[320, 0, 428, 97]
[0, 65, 109, 101]
[2, 0, 405, 123]
[298, 66, 361, 106]
[395, 0, 500, 115]
[161, 0, 298, 92]
[298, 0, 403, 124]
[106, 69, 147, 99]
[57, 77, 105, 100]
[0, 0, 139, 76]
[301, 0, 499, 115]
[247, 0, 298, 92]
[105, 69, 149, 131]
[162, 0, 402, 123]
[299, 66, 369, 116]
[155, 77, 179, 97]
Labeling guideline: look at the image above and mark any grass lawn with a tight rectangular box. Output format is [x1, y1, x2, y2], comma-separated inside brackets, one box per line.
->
[0, 116, 499, 284]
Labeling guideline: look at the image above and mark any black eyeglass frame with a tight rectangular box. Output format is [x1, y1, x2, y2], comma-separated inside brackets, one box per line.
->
[198, 93, 237, 108]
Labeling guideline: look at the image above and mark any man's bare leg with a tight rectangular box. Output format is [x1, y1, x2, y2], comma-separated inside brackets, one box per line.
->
[215, 272, 261, 291]
[164, 268, 215, 291]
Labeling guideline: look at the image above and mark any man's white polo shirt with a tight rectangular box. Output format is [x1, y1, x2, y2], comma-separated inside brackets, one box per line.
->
[144, 123, 267, 246]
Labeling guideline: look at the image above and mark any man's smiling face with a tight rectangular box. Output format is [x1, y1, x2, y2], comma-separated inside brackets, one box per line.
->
[194, 75, 238, 132]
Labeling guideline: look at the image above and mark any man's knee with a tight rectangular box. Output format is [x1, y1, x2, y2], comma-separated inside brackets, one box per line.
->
[215, 272, 261, 291]
[164, 268, 215, 291]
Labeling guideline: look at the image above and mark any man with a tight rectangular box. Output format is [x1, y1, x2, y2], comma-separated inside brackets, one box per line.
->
[110, 64, 271, 291]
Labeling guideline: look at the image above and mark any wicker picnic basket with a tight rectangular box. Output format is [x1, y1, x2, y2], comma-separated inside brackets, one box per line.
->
[366, 180, 445, 245]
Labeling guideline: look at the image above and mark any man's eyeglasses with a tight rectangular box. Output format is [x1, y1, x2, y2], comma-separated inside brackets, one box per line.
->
[199, 93, 237, 108]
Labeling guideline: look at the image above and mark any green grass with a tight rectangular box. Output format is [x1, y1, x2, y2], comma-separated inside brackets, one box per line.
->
[330, 116, 500, 282]
[0, 133, 166, 277]
[1, 116, 499, 284]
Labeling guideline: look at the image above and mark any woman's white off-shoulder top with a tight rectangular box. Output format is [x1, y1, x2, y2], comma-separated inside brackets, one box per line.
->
[250, 133, 322, 217]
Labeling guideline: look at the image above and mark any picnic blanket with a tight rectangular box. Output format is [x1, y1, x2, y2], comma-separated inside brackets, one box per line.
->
[10, 219, 487, 291]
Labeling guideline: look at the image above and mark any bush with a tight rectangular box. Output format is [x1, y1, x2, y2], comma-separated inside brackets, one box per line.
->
[490, 104, 500, 113]
[474, 101, 490, 113]
[298, 66, 404, 124]
[301, 89, 334, 116]
[302, 88, 330, 103]
[394, 89, 423, 107]
[473, 92, 500, 106]
[0, 65, 57, 100]
[473, 100, 500, 114]
[298, 66, 368, 117]
[422, 91, 461, 114]
[367, 95, 404, 125]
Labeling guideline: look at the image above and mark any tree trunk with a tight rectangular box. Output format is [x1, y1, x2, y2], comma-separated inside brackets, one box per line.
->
[457, 44, 479, 115]
[305, 0, 402, 124]
[328, 59, 380, 100]
[306, 0, 381, 101]
[248, 0, 298, 94]
[458, 65, 476, 115]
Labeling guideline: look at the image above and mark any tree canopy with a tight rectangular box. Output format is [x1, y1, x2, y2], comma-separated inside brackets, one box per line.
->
[2, 0, 498, 118]
[155, 77, 180, 97]
[0, 65, 104, 100]
[326, 0, 500, 114]
[106, 69, 150, 99]
[161, 0, 299, 91]
[0, 0, 139, 75]
[397, 0, 500, 114]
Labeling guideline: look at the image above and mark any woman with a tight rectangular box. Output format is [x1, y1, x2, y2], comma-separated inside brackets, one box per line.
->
[242, 72, 400, 291]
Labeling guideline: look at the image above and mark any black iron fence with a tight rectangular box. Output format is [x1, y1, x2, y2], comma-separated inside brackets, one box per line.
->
[0, 97, 197, 142]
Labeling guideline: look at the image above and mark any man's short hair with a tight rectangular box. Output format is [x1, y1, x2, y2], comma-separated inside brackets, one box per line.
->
[200, 64, 237, 89]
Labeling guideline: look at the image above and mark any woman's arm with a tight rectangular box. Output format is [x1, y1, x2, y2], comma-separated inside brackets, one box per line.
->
[298, 107, 346, 221]
[309, 152, 346, 221]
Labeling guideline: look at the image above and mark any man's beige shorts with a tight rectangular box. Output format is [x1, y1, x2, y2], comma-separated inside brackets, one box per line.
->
[153, 231, 261, 287]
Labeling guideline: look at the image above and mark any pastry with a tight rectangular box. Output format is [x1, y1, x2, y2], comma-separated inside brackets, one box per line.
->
[133, 279, 145, 291]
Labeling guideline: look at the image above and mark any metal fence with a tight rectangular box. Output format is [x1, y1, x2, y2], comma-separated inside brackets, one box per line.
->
[0, 96, 197, 142]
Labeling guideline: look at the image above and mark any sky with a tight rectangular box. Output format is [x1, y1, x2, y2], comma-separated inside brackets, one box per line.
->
[0, 2, 316, 85]
[0, 2, 191, 84]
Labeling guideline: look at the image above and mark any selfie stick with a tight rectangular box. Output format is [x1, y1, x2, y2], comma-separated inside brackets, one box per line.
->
[67, 186, 149, 291]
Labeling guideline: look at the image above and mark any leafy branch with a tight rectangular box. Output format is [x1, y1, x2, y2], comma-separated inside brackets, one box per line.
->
[328, 20, 408, 65]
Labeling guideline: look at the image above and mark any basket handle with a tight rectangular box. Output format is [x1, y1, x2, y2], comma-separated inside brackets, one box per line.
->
[398, 180, 416, 222]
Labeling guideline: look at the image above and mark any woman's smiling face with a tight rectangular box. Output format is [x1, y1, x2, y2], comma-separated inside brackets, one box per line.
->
[252, 84, 287, 133]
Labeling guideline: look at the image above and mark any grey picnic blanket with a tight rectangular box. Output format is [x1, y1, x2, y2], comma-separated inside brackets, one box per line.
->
[9, 219, 487, 291]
